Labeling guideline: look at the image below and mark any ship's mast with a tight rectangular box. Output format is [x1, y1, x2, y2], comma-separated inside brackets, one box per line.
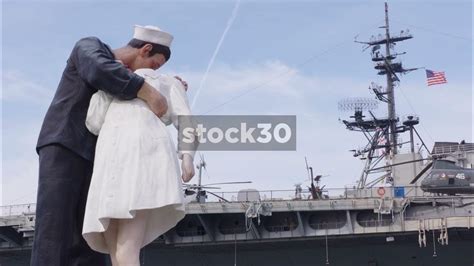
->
[340, 2, 420, 188]
[384, 2, 397, 154]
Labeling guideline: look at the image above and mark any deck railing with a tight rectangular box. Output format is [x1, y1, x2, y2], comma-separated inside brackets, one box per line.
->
[432, 143, 474, 155]
[2, 185, 469, 217]
[0, 203, 36, 217]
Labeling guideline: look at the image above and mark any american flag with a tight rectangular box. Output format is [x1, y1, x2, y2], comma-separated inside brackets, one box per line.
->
[376, 127, 387, 156]
[426, 69, 447, 86]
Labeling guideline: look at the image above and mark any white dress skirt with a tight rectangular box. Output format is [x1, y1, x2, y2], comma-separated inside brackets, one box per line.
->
[82, 69, 194, 254]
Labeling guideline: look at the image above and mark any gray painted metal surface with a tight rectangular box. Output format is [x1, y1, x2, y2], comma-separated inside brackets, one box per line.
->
[1, 193, 473, 265]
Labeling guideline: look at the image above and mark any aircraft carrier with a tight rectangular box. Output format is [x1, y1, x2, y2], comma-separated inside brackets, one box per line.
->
[1, 143, 473, 266]
[1, 3, 473, 266]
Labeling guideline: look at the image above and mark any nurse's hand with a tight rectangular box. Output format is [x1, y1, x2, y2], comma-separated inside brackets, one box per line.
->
[137, 81, 168, 117]
[181, 154, 195, 183]
[174, 76, 188, 91]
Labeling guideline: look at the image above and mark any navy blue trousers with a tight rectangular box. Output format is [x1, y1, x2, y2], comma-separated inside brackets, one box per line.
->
[30, 144, 107, 266]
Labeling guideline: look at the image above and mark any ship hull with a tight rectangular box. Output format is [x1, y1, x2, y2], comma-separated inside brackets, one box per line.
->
[1, 229, 472, 266]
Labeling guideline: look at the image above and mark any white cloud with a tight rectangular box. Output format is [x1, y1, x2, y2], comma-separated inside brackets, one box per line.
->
[2, 120, 42, 205]
[2, 69, 50, 205]
[3, 157, 38, 205]
[170, 60, 373, 117]
[2, 70, 54, 105]
[174, 61, 305, 103]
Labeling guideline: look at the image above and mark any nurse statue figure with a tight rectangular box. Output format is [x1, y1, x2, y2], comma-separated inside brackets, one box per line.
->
[82, 68, 196, 266]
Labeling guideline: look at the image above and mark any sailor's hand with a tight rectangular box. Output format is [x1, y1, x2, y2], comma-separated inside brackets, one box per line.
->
[137, 81, 168, 117]
[181, 154, 195, 183]
[174, 76, 188, 91]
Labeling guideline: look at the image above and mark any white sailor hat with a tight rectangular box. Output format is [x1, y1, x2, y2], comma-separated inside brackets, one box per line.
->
[133, 25, 173, 47]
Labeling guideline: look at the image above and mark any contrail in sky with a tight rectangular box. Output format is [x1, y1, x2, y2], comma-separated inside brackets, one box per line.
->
[191, 0, 241, 109]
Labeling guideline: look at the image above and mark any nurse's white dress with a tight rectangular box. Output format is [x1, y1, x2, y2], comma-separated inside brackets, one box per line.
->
[82, 68, 194, 254]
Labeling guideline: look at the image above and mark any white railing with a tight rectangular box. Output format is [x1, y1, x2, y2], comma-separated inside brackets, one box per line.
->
[1, 186, 471, 217]
[432, 143, 474, 155]
[0, 203, 36, 217]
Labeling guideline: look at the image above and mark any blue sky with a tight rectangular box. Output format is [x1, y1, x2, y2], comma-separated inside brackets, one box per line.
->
[2, 0, 472, 206]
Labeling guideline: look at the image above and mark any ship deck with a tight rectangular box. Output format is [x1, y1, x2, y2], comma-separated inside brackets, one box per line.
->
[1, 186, 473, 265]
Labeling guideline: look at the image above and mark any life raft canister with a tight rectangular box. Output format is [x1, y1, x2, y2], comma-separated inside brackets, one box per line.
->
[377, 187, 386, 197]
